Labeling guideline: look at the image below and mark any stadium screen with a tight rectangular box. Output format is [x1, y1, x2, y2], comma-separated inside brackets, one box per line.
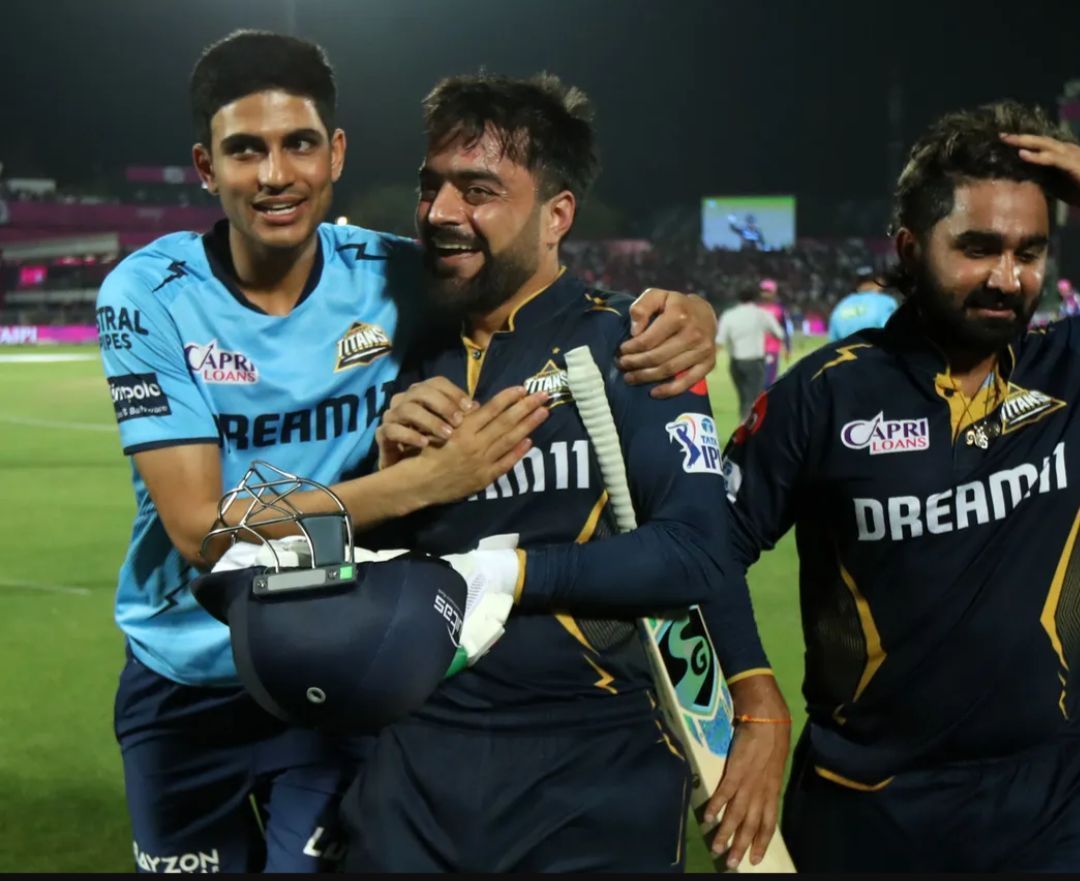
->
[701, 195, 796, 251]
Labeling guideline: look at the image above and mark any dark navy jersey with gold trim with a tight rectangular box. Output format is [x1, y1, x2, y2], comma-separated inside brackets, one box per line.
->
[724, 303, 1080, 785]
[377, 272, 763, 727]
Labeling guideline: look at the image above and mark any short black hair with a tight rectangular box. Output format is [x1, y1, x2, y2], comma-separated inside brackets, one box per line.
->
[190, 30, 337, 148]
[421, 72, 600, 201]
[889, 99, 1074, 239]
[737, 286, 758, 303]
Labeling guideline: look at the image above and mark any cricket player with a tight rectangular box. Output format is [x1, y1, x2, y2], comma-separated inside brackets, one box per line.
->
[827, 268, 898, 342]
[758, 278, 791, 387]
[340, 73, 788, 872]
[722, 100, 1080, 872]
[97, 31, 720, 873]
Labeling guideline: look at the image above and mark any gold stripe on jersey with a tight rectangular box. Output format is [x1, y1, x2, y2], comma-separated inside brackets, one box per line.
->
[673, 776, 688, 866]
[1040, 508, 1080, 719]
[575, 491, 609, 543]
[812, 343, 872, 380]
[505, 266, 567, 331]
[557, 615, 597, 652]
[462, 337, 486, 397]
[839, 560, 886, 702]
[933, 367, 1008, 440]
[728, 667, 775, 685]
[555, 490, 611, 658]
[813, 765, 894, 792]
[583, 654, 618, 694]
[513, 548, 526, 604]
[461, 269, 568, 385]
[654, 716, 686, 761]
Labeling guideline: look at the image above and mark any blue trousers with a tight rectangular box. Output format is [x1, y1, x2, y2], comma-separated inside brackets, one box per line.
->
[115, 650, 367, 873]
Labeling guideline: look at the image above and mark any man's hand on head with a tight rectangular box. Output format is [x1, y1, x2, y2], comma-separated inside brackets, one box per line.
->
[618, 288, 717, 398]
[1001, 133, 1080, 206]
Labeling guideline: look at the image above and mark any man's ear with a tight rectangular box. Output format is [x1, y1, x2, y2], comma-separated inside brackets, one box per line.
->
[544, 189, 576, 249]
[193, 143, 217, 195]
[329, 128, 346, 183]
[895, 227, 919, 269]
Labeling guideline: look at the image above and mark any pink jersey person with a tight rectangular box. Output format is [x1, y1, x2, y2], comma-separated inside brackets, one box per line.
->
[758, 278, 791, 386]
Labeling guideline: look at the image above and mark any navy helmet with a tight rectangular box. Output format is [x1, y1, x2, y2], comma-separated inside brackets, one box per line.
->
[191, 461, 466, 734]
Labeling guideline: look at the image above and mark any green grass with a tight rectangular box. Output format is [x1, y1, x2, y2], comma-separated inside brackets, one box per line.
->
[0, 339, 819, 872]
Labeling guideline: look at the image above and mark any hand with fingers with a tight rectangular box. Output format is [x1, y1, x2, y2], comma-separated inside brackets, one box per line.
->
[618, 288, 718, 399]
[376, 377, 477, 469]
[704, 674, 791, 870]
[391, 384, 550, 506]
[1001, 132, 1080, 205]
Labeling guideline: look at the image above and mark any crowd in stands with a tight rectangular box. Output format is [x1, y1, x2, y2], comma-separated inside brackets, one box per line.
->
[4, 232, 1077, 333]
[563, 238, 889, 323]
[5, 238, 883, 329]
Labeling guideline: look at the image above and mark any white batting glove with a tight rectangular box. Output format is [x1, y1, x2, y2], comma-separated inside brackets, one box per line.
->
[212, 535, 314, 572]
[440, 548, 520, 672]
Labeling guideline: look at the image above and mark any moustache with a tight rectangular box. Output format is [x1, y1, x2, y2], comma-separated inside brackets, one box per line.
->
[963, 287, 1023, 316]
[422, 229, 486, 251]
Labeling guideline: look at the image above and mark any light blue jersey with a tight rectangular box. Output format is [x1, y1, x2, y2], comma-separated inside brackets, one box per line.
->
[827, 291, 898, 342]
[97, 221, 422, 686]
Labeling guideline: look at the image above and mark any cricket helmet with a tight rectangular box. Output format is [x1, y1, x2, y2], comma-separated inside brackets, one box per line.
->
[191, 462, 466, 733]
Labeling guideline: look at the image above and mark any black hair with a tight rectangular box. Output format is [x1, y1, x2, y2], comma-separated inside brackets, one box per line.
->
[421, 72, 600, 201]
[190, 30, 336, 148]
[737, 286, 758, 303]
[885, 100, 1076, 296]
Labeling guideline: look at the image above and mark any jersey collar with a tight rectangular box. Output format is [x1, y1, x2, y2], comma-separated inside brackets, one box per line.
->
[884, 301, 1018, 382]
[201, 219, 325, 315]
[461, 266, 576, 345]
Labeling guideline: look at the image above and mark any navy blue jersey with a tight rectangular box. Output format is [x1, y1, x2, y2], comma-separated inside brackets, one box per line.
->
[97, 220, 423, 686]
[374, 272, 765, 727]
[723, 303, 1080, 786]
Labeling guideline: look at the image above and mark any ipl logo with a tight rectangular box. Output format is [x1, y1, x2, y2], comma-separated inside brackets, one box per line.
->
[665, 413, 723, 474]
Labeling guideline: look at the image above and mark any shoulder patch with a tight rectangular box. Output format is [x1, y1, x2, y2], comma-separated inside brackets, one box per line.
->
[665, 413, 723, 474]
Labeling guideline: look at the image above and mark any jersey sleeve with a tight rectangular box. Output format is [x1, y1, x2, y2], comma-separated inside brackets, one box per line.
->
[96, 266, 218, 455]
[519, 319, 770, 675]
[720, 358, 815, 640]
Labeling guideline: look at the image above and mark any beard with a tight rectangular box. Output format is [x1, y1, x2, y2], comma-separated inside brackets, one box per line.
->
[909, 259, 1040, 355]
[421, 209, 542, 320]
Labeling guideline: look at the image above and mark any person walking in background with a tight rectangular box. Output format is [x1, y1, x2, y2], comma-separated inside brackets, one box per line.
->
[716, 285, 785, 419]
[758, 278, 791, 387]
[1058, 278, 1080, 318]
[827, 266, 898, 342]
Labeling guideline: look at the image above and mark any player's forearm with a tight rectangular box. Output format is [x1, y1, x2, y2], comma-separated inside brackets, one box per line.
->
[517, 520, 723, 613]
[234, 457, 436, 535]
[188, 459, 435, 567]
[697, 570, 771, 678]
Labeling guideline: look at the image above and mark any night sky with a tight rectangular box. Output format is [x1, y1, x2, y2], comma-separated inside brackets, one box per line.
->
[2, 0, 1079, 235]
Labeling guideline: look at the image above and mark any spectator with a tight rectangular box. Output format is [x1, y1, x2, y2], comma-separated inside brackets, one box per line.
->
[716, 285, 786, 419]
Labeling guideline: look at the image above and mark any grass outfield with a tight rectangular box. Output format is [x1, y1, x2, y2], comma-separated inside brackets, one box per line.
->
[0, 339, 816, 873]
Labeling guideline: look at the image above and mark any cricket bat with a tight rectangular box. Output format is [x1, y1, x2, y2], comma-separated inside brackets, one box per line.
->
[564, 345, 795, 874]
